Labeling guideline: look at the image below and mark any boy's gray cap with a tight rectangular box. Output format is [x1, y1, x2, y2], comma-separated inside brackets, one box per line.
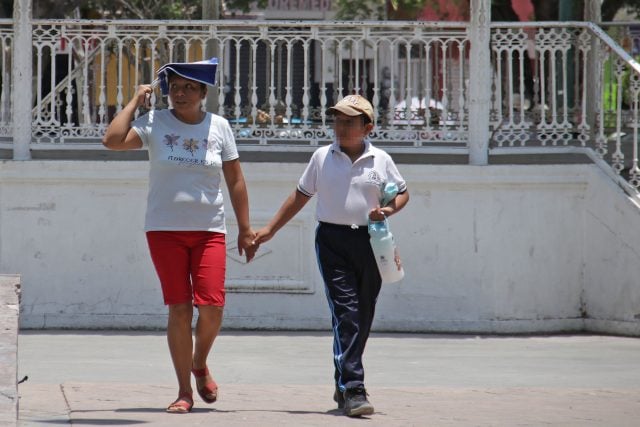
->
[327, 95, 374, 122]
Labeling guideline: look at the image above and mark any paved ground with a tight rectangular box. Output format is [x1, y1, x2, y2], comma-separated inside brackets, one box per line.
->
[14, 331, 640, 426]
[0, 276, 20, 426]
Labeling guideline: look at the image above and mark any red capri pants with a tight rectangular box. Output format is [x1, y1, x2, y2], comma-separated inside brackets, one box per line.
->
[146, 231, 226, 306]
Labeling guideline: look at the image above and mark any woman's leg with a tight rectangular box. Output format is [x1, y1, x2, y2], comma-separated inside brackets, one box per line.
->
[190, 232, 226, 400]
[193, 305, 223, 389]
[147, 231, 194, 406]
[167, 302, 194, 396]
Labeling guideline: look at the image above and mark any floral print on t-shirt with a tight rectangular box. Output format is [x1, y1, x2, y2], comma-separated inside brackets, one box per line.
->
[182, 138, 200, 155]
[162, 134, 215, 158]
[163, 133, 180, 151]
[159, 133, 223, 169]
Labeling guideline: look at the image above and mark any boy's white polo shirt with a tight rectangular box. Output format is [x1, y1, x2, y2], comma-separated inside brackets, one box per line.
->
[297, 140, 407, 227]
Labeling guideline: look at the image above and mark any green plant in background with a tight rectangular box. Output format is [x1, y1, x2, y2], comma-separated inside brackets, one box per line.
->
[601, 55, 640, 132]
[83, 0, 201, 19]
[26, 0, 202, 19]
[333, 0, 428, 20]
[621, 57, 640, 108]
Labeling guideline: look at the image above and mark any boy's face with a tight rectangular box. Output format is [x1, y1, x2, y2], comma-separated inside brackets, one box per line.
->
[333, 112, 374, 146]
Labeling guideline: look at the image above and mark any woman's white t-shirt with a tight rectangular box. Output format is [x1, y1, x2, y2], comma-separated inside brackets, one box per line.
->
[131, 109, 239, 232]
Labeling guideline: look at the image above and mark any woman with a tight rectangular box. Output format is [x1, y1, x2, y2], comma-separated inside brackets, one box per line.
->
[103, 59, 256, 413]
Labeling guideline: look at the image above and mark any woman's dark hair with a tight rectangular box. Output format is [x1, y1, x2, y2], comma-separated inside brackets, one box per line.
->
[166, 69, 206, 91]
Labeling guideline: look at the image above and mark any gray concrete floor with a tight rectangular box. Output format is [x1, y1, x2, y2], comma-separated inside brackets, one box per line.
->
[16, 331, 640, 426]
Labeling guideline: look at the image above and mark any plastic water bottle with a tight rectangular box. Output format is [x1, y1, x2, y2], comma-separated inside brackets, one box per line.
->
[368, 219, 404, 284]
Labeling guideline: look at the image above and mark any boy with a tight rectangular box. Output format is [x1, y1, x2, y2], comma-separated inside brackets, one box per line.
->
[253, 95, 409, 417]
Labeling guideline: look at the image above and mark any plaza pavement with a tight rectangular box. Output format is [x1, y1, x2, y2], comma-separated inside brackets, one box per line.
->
[13, 330, 640, 426]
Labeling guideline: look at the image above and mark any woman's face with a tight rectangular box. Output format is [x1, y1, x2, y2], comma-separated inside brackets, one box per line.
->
[167, 75, 206, 113]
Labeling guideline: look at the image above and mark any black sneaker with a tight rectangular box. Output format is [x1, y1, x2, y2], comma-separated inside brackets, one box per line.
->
[333, 387, 345, 409]
[344, 386, 374, 417]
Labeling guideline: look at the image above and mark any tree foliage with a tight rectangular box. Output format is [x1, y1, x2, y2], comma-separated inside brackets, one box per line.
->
[333, 0, 426, 20]
[30, 0, 201, 19]
[601, 0, 640, 21]
[4, 0, 640, 20]
[225, 0, 268, 14]
[328, 0, 640, 21]
[85, 0, 201, 20]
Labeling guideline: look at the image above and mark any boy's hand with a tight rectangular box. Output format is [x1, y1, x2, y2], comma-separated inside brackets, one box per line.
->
[368, 207, 391, 221]
[252, 226, 274, 246]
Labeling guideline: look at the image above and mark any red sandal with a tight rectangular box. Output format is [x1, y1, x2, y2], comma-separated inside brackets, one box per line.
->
[166, 392, 193, 414]
[192, 367, 218, 403]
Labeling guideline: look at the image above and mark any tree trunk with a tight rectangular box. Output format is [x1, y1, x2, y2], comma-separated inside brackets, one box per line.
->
[530, 0, 559, 20]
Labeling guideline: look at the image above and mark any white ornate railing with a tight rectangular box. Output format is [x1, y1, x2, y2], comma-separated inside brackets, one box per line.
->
[2, 17, 640, 189]
[598, 22, 640, 186]
[0, 19, 13, 139]
[21, 19, 470, 149]
[490, 21, 640, 187]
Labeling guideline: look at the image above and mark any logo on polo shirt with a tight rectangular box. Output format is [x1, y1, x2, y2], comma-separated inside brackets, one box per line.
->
[367, 170, 384, 186]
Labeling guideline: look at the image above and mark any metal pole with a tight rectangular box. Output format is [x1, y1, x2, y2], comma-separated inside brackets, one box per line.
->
[202, 0, 219, 20]
[468, 0, 491, 165]
[12, 0, 32, 160]
[203, 0, 219, 113]
[559, 0, 576, 109]
[585, 0, 602, 143]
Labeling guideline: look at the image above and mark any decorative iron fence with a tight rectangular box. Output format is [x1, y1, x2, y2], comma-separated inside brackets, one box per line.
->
[0, 20, 13, 136]
[490, 21, 640, 186]
[1, 18, 640, 188]
[20, 20, 470, 148]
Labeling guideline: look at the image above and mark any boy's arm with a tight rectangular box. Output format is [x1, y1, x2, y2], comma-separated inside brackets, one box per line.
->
[254, 189, 311, 244]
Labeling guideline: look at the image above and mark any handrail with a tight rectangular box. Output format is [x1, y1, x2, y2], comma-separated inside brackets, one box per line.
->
[586, 22, 640, 75]
[31, 18, 469, 28]
[1, 17, 637, 191]
[31, 45, 101, 116]
[24, 18, 472, 148]
[491, 21, 640, 75]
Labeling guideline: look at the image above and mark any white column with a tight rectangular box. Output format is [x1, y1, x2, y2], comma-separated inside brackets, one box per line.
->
[584, 0, 602, 21]
[468, 0, 491, 165]
[11, 0, 32, 160]
[203, 0, 219, 113]
[585, 0, 602, 142]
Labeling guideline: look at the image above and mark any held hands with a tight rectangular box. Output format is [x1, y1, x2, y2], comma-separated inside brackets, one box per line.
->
[252, 226, 274, 246]
[236, 226, 276, 263]
[237, 228, 259, 263]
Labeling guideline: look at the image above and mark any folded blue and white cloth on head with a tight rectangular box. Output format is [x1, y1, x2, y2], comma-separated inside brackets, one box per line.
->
[156, 57, 218, 96]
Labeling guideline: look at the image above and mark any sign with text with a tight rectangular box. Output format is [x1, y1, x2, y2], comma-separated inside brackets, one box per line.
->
[268, 0, 332, 11]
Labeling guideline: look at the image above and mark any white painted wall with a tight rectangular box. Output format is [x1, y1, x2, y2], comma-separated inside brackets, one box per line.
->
[1, 161, 639, 335]
[583, 167, 640, 336]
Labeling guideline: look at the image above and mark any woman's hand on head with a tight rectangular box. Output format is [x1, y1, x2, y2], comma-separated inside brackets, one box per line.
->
[134, 84, 153, 108]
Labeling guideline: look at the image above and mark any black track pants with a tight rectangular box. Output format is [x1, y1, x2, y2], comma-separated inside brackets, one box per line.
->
[315, 222, 382, 391]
